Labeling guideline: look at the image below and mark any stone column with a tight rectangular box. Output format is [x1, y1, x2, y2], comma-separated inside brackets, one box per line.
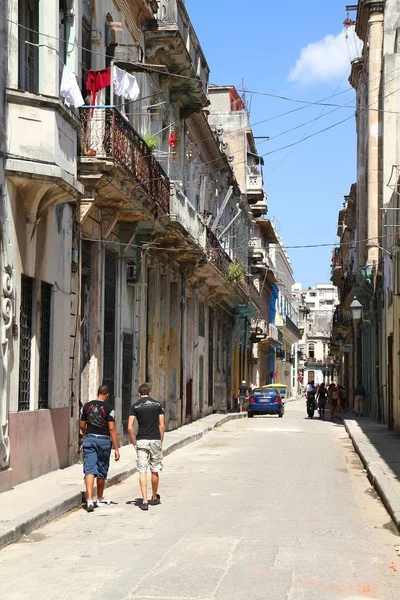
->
[366, 10, 384, 266]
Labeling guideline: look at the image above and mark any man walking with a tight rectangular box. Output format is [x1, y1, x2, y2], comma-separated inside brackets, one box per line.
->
[237, 380, 249, 413]
[354, 380, 366, 417]
[80, 385, 120, 512]
[127, 384, 165, 511]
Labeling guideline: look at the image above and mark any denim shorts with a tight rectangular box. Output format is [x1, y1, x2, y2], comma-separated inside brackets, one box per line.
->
[82, 435, 112, 479]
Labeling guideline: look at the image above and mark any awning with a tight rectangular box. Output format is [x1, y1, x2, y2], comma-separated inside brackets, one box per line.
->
[247, 151, 265, 166]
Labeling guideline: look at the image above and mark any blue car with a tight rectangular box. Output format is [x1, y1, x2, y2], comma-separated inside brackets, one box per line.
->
[247, 387, 284, 418]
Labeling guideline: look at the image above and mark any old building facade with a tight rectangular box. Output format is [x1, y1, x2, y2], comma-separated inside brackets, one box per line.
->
[0, 0, 271, 492]
[332, 0, 400, 428]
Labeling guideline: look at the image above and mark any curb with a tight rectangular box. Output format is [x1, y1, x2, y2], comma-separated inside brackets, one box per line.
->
[0, 413, 245, 550]
[341, 418, 400, 532]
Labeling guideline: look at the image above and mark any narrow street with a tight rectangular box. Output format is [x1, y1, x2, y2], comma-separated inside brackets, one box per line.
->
[1, 400, 400, 600]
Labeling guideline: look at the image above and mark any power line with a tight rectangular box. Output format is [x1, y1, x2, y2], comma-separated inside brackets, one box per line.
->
[4, 12, 400, 117]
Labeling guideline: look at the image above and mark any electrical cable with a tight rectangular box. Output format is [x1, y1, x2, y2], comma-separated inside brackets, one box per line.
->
[80, 233, 392, 253]
[4, 12, 400, 117]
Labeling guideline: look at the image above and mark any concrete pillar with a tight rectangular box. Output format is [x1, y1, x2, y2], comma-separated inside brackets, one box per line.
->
[366, 12, 384, 267]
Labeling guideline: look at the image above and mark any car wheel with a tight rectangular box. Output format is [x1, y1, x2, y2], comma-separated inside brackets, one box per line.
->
[247, 411, 254, 418]
[279, 413, 284, 418]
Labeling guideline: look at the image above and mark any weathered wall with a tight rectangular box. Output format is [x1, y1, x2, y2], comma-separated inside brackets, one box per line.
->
[0, 408, 69, 493]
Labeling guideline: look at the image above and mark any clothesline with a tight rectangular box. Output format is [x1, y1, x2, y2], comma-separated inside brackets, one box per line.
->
[60, 64, 141, 109]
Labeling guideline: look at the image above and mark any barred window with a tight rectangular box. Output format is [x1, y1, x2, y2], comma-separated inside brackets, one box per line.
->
[18, 275, 34, 411]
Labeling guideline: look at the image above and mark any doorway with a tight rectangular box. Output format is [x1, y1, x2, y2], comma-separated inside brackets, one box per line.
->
[388, 334, 394, 430]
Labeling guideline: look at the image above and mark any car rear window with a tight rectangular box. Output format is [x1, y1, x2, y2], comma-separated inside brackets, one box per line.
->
[253, 388, 278, 396]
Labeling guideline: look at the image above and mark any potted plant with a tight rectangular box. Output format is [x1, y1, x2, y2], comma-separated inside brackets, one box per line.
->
[143, 134, 158, 151]
[228, 262, 245, 282]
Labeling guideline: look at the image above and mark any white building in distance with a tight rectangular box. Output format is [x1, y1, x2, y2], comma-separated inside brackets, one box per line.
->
[293, 283, 339, 386]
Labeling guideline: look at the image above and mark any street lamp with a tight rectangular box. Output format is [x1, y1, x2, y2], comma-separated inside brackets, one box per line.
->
[350, 298, 363, 321]
[336, 334, 345, 347]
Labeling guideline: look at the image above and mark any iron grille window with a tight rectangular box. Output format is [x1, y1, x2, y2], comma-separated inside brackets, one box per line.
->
[18, 0, 39, 93]
[103, 251, 117, 398]
[18, 275, 34, 411]
[38, 282, 52, 409]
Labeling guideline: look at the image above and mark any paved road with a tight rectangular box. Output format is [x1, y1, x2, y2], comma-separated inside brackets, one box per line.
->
[1, 399, 400, 600]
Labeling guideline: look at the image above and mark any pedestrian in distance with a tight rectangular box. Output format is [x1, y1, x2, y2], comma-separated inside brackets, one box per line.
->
[127, 383, 165, 511]
[354, 380, 366, 417]
[80, 385, 120, 512]
[237, 380, 249, 412]
[316, 382, 328, 420]
[328, 383, 339, 421]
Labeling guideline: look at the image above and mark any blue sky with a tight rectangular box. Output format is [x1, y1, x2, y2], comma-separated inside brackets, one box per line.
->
[186, 0, 360, 288]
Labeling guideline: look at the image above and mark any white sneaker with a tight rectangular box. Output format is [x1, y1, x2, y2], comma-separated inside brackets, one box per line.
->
[96, 497, 111, 506]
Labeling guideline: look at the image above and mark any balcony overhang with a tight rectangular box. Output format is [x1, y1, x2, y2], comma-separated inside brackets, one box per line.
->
[355, 0, 385, 42]
[251, 200, 268, 218]
[255, 219, 279, 244]
[144, 31, 209, 119]
[6, 159, 83, 223]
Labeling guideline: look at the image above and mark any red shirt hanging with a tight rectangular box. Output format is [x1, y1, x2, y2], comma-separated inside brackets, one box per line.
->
[168, 131, 176, 148]
[86, 68, 111, 106]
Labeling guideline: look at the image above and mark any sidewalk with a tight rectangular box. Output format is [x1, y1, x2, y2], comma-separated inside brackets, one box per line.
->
[341, 414, 400, 531]
[0, 413, 245, 549]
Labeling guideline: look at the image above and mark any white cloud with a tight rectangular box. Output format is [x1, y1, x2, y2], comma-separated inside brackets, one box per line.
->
[288, 28, 362, 87]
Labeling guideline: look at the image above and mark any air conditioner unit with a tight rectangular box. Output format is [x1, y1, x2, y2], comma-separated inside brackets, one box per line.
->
[127, 262, 139, 285]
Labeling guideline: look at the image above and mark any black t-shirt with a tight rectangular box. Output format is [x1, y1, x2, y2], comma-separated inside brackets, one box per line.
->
[129, 397, 164, 440]
[80, 400, 115, 436]
[238, 385, 248, 396]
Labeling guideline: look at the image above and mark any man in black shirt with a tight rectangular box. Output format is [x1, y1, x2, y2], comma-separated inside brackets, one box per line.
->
[127, 383, 165, 511]
[80, 385, 120, 512]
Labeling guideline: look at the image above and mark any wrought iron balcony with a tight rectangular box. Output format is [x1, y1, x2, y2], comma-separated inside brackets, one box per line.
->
[206, 228, 231, 280]
[79, 107, 170, 213]
[331, 247, 342, 286]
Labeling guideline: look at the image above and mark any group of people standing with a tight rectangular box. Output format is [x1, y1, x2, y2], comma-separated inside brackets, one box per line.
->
[305, 380, 366, 420]
[79, 383, 165, 512]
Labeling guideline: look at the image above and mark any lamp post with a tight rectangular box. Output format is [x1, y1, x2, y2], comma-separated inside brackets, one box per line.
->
[350, 298, 363, 410]
[350, 298, 363, 322]
[336, 334, 345, 347]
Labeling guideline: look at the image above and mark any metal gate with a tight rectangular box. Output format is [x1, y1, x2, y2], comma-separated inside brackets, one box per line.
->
[103, 251, 117, 401]
[122, 333, 134, 432]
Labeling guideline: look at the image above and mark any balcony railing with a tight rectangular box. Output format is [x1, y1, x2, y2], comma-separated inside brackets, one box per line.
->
[206, 228, 231, 279]
[170, 182, 206, 248]
[80, 107, 170, 213]
[285, 315, 301, 340]
[269, 324, 279, 342]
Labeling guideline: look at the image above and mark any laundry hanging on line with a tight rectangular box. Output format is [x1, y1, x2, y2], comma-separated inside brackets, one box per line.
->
[86, 67, 111, 106]
[60, 65, 84, 108]
[112, 66, 140, 101]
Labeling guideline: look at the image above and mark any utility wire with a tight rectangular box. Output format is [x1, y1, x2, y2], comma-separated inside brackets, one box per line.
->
[4, 13, 400, 116]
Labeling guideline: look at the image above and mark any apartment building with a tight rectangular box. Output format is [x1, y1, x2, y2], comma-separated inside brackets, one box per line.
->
[0, 0, 264, 492]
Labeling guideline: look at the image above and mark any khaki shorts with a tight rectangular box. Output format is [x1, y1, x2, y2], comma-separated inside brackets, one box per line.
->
[136, 439, 163, 473]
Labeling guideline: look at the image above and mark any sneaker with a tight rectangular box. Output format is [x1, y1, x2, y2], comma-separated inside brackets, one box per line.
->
[86, 500, 95, 513]
[96, 497, 111, 506]
[140, 502, 149, 511]
[149, 494, 161, 506]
